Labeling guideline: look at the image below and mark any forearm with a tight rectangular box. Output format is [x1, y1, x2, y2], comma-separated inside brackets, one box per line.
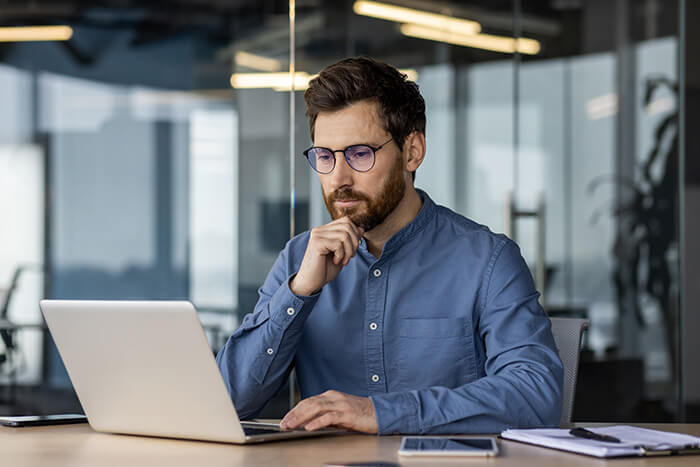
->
[216, 276, 319, 419]
[370, 360, 562, 435]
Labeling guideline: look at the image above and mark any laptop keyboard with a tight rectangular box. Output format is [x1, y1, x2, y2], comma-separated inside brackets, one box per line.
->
[241, 422, 342, 437]
[242, 425, 283, 436]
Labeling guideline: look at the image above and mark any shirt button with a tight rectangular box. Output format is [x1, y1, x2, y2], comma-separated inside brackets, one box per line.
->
[373, 269, 381, 277]
[369, 322, 378, 331]
[286, 307, 295, 316]
[371, 374, 380, 383]
[266, 348, 274, 355]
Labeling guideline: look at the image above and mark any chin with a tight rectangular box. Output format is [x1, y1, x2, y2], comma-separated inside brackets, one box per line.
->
[335, 206, 361, 219]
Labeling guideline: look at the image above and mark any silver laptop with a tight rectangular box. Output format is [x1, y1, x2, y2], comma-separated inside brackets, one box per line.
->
[40, 299, 340, 444]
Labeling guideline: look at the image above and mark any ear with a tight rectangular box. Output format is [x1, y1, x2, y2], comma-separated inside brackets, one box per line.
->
[403, 131, 426, 172]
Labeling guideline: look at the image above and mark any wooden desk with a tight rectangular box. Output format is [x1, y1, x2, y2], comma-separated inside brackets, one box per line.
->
[2, 423, 699, 466]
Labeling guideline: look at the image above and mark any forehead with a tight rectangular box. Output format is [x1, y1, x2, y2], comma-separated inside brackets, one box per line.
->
[313, 100, 388, 147]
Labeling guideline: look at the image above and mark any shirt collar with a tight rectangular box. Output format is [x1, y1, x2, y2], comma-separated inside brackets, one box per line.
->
[359, 189, 435, 259]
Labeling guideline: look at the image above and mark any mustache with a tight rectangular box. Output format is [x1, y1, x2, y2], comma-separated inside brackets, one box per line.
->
[329, 188, 369, 202]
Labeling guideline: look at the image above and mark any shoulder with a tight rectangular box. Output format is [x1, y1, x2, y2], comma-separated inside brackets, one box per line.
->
[430, 203, 513, 256]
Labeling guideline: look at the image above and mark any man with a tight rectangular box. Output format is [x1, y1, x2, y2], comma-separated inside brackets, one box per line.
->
[216, 57, 563, 435]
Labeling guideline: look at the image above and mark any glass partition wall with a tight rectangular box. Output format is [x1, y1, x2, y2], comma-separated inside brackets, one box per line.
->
[0, 0, 689, 422]
[288, 0, 684, 421]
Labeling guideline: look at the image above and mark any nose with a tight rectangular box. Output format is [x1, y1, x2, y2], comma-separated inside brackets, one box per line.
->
[325, 151, 355, 190]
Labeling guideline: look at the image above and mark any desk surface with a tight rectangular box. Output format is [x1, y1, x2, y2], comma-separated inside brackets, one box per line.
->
[2, 423, 699, 466]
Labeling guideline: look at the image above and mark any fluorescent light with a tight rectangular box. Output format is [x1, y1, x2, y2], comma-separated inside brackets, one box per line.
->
[231, 68, 418, 92]
[353, 0, 480, 36]
[0, 25, 73, 42]
[234, 51, 283, 72]
[400, 23, 540, 55]
[230, 72, 313, 90]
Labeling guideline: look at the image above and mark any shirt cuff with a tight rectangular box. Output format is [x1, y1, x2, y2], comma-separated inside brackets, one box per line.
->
[268, 274, 321, 330]
[370, 391, 420, 435]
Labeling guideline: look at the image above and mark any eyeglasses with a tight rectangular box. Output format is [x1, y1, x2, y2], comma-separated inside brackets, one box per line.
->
[302, 138, 393, 174]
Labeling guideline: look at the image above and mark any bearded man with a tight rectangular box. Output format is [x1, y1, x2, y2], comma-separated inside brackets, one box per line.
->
[216, 57, 563, 435]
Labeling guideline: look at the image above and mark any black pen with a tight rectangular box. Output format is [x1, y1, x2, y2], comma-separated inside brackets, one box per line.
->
[569, 427, 621, 443]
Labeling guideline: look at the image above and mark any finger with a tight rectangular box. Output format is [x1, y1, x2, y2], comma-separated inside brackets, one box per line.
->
[332, 237, 347, 265]
[340, 217, 365, 241]
[281, 397, 333, 430]
[330, 217, 363, 243]
[323, 221, 360, 246]
[283, 404, 331, 430]
[339, 230, 354, 265]
[303, 411, 342, 431]
[327, 225, 361, 259]
[313, 234, 348, 265]
[317, 231, 355, 265]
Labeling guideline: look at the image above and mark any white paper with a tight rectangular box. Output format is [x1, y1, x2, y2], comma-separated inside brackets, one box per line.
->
[501, 426, 700, 458]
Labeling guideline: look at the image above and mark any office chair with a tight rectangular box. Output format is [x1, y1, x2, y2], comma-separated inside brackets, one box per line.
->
[549, 317, 589, 427]
[0, 267, 23, 368]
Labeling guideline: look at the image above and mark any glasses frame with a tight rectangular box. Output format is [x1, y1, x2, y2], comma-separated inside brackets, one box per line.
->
[302, 138, 393, 174]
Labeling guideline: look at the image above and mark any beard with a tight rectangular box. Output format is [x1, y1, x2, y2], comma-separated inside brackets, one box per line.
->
[323, 156, 406, 231]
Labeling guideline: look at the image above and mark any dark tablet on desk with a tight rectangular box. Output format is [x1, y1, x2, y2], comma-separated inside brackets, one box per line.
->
[0, 414, 87, 427]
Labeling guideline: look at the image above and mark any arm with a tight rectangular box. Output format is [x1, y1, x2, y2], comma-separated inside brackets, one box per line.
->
[281, 240, 562, 434]
[215, 245, 320, 419]
[369, 240, 564, 434]
[216, 217, 364, 419]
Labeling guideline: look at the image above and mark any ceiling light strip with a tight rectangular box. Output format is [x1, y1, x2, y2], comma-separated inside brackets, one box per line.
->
[0, 25, 73, 42]
[400, 23, 540, 55]
[234, 51, 283, 72]
[353, 1, 480, 35]
[230, 72, 312, 90]
[231, 68, 418, 91]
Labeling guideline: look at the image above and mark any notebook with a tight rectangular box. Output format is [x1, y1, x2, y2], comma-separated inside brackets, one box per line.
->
[40, 299, 343, 444]
[501, 425, 700, 458]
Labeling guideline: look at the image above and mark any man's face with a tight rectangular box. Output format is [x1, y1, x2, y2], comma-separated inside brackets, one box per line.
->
[314, 100, 407, 231]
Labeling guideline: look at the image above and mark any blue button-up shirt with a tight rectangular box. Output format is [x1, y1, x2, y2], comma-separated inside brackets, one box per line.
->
[216, 190, 563, 434]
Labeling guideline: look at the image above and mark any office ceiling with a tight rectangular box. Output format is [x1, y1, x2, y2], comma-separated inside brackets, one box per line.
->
[0, 0, 679, 72]
[0, 1, 571, 62]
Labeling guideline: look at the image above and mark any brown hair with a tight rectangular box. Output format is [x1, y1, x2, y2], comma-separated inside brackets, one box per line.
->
[304, 57, 426, 180]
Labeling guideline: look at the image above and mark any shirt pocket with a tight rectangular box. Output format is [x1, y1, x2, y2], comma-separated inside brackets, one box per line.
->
[396, 317, 475, 390]
[399, 317, 469, 338]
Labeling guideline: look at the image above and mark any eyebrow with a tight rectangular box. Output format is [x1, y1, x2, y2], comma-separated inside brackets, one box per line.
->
[312, 140, 385, 149]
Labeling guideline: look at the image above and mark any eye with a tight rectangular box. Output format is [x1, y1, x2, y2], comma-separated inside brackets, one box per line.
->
[348, 146, 372, 159]
[310, 148, 333, 162]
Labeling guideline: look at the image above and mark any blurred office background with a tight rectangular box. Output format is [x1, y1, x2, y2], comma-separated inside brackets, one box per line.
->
[1, 0, 699, 423]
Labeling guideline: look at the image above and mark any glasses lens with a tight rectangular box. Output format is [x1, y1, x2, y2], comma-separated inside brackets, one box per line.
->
[345, 145, 375, 172]
[307, 148, 334, 173]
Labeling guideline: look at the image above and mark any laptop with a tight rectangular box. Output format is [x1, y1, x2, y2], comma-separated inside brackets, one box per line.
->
[39, 299, 341, 444]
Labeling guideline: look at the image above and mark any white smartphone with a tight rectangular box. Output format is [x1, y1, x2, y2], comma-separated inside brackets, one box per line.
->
[398, 436, 499, 457]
